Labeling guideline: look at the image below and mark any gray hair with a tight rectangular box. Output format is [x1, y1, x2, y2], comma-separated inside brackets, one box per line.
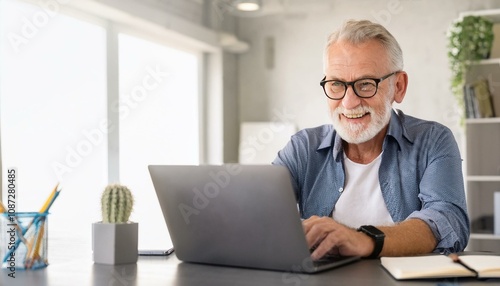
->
[324, 20, 404, 71]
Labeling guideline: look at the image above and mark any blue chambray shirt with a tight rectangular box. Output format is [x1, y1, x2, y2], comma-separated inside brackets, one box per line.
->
[272, 109, 470, 253]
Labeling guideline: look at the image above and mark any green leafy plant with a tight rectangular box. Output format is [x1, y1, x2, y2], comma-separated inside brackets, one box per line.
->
[101, 184, 134, 223]
[447, 15, 494, 118]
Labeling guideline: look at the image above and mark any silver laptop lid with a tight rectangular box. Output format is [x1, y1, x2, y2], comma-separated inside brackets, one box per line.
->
[148, 164, 359, 273]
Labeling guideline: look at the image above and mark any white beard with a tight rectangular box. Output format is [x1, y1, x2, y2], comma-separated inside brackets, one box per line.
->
[331, 100, 392, 144]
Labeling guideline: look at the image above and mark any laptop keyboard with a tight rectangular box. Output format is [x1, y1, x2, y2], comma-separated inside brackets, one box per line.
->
[313, 254, 352, 267]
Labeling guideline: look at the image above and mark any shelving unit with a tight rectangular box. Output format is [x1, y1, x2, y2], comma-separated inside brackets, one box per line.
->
[461, 10, 500, 252]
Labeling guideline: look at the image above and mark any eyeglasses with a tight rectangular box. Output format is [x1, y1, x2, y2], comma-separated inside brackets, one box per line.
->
[319, 71, 398, 100]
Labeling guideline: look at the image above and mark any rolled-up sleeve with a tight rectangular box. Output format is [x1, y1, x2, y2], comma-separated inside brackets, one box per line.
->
[409, 127, 469, 253]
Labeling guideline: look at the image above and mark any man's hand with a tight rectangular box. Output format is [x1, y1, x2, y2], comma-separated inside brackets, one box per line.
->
[302, 216, 374, 260]
[302, 216, 438, 260]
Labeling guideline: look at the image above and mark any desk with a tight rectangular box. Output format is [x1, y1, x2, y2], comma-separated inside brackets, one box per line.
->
[1, 231, 499, 286]
[2, 250, 500, 286]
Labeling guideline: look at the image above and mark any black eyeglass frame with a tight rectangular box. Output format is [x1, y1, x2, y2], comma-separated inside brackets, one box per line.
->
[319, 71, 399, 100]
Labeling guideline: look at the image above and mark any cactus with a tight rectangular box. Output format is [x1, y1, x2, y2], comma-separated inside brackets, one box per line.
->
[101, 184, 134, 223]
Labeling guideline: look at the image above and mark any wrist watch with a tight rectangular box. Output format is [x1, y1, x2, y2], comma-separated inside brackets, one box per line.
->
[357, 225, 385, 259]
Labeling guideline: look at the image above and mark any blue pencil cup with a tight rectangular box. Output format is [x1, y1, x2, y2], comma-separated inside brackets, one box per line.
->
[0, 212, 49, 270]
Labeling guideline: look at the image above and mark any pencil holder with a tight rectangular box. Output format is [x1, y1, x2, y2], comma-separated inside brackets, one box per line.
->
[0, 212, 49, 270]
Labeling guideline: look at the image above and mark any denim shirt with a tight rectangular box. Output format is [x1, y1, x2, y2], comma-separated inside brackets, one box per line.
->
[272, 109, 470, 253]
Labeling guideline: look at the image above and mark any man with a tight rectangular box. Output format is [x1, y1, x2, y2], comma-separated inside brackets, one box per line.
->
[272, 20, 469, 260]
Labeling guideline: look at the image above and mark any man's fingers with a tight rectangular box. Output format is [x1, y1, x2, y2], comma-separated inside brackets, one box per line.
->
[302, 216, 338, 253]
[304, 222, 326, 248]
[310, 232, 339, 260]
[302, 215, 320, 232]
[302, 217, 361, 259]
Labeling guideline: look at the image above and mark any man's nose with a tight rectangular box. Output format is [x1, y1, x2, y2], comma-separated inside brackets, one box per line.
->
[342, 85, 361, 109]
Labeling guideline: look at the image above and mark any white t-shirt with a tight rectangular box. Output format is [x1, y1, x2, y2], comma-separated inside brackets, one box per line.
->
[331, 152, 394, 228]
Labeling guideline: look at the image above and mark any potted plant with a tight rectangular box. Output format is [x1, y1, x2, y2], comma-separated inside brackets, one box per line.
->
[92, 184, 138, 264]
[447, 15, 494, 121]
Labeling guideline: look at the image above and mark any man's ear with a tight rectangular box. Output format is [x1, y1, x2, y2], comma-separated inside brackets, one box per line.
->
[393, 71, 408, 103]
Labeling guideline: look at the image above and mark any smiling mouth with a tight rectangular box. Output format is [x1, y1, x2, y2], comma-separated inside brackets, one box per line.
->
[343, 112, 369, 119]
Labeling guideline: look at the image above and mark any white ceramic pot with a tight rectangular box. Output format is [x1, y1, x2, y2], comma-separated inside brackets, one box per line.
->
[92, 222, 138, 265]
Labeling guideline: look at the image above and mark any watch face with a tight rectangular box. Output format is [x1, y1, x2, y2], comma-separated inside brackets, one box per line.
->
[361, 225, 385, 238]
[359, 225, 385, 259]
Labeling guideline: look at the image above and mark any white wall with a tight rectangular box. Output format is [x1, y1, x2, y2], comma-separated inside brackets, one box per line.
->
[12, 0, 500, 162]
[236, 0, 500, 156]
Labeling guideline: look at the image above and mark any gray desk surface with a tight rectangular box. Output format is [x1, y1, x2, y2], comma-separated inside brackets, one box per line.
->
[2, 247, 500, 286]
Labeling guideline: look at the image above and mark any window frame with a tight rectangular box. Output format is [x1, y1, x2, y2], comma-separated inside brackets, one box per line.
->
[0, 0, 223, 198]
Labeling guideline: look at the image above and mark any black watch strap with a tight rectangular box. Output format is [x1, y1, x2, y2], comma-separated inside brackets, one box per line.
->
[357, 225, 385, 259]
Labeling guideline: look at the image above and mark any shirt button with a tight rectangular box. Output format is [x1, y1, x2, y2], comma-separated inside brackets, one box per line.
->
[339, 187, 344, 193]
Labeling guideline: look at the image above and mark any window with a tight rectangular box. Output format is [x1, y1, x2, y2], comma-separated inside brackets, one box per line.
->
[0, 0, 205, 251]
[118, 33, 200, 249]
[0, 0, 107, 245]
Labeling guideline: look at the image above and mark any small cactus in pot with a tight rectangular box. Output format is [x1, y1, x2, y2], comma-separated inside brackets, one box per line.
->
[93, 183, 138, 265]
[101, 184, 134, 223]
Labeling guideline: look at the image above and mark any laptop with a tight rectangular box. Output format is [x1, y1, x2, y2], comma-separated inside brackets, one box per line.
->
[148, 164, 360, 273]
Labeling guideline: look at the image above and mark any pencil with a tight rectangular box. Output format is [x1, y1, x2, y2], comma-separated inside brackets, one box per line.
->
[29, 184, 61, 267]
[448, 253, 479, 277]
[20, 183, 59, 234]
[39, 183, 59, 213]
[27, 218, 46, 269]
[26, 184, 61, 268]
[43, 186, 62, 214]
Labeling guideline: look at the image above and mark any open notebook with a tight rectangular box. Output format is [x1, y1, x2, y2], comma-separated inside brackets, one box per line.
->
[381, 254, 500, 280]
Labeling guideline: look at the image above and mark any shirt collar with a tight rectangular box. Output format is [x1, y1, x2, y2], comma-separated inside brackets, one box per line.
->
[386, 108, 415, 147]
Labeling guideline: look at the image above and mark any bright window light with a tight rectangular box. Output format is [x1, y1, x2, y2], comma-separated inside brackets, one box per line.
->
[0, 0, 107, 255]
[0, 0, 202, 255]
[118, 33, 199, 249]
